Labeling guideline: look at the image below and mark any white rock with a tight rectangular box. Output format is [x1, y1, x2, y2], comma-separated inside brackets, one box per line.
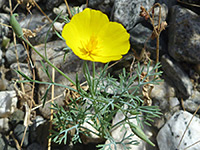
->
[0, 91, 18, 118]
[105, 110, 157, 150]
[0, 117, 9, 132]
[157, 110, 200, 150]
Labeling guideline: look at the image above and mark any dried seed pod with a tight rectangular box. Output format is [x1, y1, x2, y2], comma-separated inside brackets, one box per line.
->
[10, 14, 23, 38]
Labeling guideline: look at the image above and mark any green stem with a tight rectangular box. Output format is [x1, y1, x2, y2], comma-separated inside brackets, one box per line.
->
[92, 61, 95, 94]
[21, 36, 76, 86]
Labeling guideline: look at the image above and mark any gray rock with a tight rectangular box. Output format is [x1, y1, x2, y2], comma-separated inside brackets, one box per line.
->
[184, 90, 200, 113]
[30, 116, 46, 143]
[0, 118, 9, 133]
[151, 80, 180, 129]
[0, 13, 10, 45]
[88, 0, 112, 14]
[9, 109, 24, 127]
[161, 54, 193, 98]
[13, 124, 29, 147]
[156, 0, 177, 8]
[113, 0, 155, 30]
[0, 0, 6, 9]
[0, 49, 2, 65]
[129, 23, 167, 60]
[5, 44, 27, 65]
[44, 0, 63, 10]
[153, 3, 168, 26]
[19, 11, 53, 45]
[10, 63, 32, 79]
[169, 97, 180, 108]
[151, 80, 176, 110]
[168, 5, 200, 63]
[0, 133, 17, 150]
[0, 71, 7, 91]
[53, 3, 67, 15]
[0, 91, 18, 118]
[89, 0, 104, 7]
[27, 143, 44, 150]
[157, 110, 200, 150]
[105, 108, 157, 150]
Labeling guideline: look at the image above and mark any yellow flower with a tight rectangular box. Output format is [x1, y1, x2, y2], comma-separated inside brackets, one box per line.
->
[62, 8, 130, 63]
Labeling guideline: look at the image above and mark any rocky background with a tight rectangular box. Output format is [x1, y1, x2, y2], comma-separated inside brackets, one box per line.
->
[0, 0, 200, 150]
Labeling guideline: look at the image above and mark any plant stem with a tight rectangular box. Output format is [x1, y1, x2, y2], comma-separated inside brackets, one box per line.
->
[21, 36, 76, 86]
[92, 61, 95, 93]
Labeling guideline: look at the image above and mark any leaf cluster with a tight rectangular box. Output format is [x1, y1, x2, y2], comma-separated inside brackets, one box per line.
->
[50, 61, 162, 149]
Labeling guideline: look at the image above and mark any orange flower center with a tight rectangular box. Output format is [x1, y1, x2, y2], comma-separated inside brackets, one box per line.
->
[80, 36, 99, 56]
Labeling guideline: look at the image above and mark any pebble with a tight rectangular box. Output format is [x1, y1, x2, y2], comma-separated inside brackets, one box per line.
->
[13, 124, 29, 147]
[19, 11, 53, 45]
[0, 91, 18, 118]
[157, 110, 200, 150]
[45, 0, 63, 10]
[0, 133, 16, 150]
[0, 117, 9, 133]
[5, 44, 27, 66]
[0, 0, 6, 9]
[105, 108, 157, 150]
[0, 71, 7, 91]
[30, 116, 46, 143]
[10, 63, 32, 80]
[27, 142, 44, 150]
[53, 3, 67, 15]
[0, 13, 10, 45]
[9, 109, 24, 127]
[183, 90, 200, 113]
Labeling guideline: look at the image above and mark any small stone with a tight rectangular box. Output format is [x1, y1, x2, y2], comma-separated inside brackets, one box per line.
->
[44, 0, 63, 11]
[5, 44, 27, 65]
[53, 3, 67, 15]
[151, 80, 176, 110]
[0, 49, 3, 66]
[153, 3, 168, 26]
[156, 0, 177, 8]
[10, 63, 32, 79]
[168, 5, 200, 63]
[0, 71, 8, 91]
[53, 22, 65, 32]
[169, 97, 180, 108]
[27, 143, 44, 150]
[0, 118, 9, 133]
[0, 13, 10, 45]
[105, 108, 157, 150]
[19, 11, 53, 45]
[13, 124, 29, 147]
[0, 133, 16, 150]
[0, 0, 6, 9]
[157, 110, 200, 150]
[30, 116, 46, 143]
[161, 54, 193, 98]
[0, 91, 18, 118]
[89, 0, 104, 8]
[9, 109, 24, 127]
[183, 90, 200, 113]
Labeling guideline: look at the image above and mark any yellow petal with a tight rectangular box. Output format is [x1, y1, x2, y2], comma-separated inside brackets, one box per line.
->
[96, 22, 130, 57]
